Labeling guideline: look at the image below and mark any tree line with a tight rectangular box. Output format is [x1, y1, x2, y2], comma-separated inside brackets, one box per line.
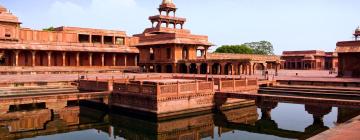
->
[215, 41, 274, 55]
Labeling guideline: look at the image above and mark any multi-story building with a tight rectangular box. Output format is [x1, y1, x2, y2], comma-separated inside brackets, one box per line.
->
[0, 0, 281, 75]
[135, 0, 281, 75]
[0, 5, 139, 72]
[281, 50, 338, 70]
[336, 27, 360, 77]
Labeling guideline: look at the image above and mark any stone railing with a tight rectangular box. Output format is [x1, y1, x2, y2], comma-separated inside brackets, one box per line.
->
[113, 82, 157, 96]
[219, 79, 258, 92]
[157, 81, 214, 97]
[78, 80, 110, 92]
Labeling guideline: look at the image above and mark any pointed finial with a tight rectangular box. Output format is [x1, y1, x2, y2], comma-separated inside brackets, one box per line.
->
[162, 0, 174, 4]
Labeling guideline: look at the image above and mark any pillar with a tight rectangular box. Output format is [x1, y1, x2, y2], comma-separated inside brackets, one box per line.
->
[76, 52, 80, 67]
[208, 63, 213, 74]
[196, 63, 201, 74]
[275, 63, 279, 76]
[172, 64, 177, 73]
[14, 50, 19, 66]
[31, 51, 36, 67]
[217, 64, 221, 75]
[101, 53, 105, 66]
[186, 63, 190, 74]
[135, 55, 138, 66]
[62, 52, 66, 66]
[221, 63, 227, 75]
[112, 54, 116, 66]
[231, 64, 235, 75]
[124, 54, 127, 67]
[89, 53, 93, 66]
[47, 51, 52, 66]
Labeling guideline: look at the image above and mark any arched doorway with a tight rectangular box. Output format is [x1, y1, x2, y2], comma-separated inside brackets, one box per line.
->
[189, 63, 197, 74]
[179, 63, 187, 73]
[224, 63, 233, 75]
[212, 63, 221, 75]
[166, 64, 173, 73]
[156, 65, 162, 73]
[200, 63, 208, 74]
[253, 63, 265, 75]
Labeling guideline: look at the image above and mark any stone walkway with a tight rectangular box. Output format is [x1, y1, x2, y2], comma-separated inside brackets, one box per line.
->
[309, 115, 360, 140]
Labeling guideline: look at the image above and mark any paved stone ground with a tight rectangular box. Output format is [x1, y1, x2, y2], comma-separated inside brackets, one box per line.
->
[1, 70, 360, 83]
[309, 115, 360, 140]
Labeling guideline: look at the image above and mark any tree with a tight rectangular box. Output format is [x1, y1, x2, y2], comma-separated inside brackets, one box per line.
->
[215, 45, 253, 54]
[244, 41, 274, 55]
[43, 27, 56, 31]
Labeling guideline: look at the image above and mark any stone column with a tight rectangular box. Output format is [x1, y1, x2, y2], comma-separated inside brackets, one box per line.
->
[208, 63, 213, 74]
[196, 63, 201, 74]
[124, 54, 127, 67]
[101, 53, 105, 66]
[275, 63, 279, 76]
[0, 104, 9, 114]
[14, 50, 19, 66]
[62, 52, 66, 66]
[32, 51, 36, 67]
[220, 63, 226, 75]
[47, 51, 52, 66]
[217, 64, 221, 75]
[76, 52, 80, 67]
[186, 63, 190, 74]
[231, 64, 235, 75]
[89, 53, 93, 66]
[112, 53, 116, 66]
[172, 64, 177, 73]
[134, 55, 138, 66]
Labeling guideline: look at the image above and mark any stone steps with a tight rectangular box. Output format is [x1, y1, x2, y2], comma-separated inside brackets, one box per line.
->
[259, 86, 360, 100]
[0, 86, 79, 97]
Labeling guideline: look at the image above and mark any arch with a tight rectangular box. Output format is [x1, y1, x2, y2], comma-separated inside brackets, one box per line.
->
[212, 63, 221, 75]
[189, 63, 197, 74]
[224, 63, 233, 75]
[156, 65, 162, 73]
[253, 63, 266, 75]
[200, 63, 208, 74]
[166, 64, 173, 73]
[179, 63, 187, 73]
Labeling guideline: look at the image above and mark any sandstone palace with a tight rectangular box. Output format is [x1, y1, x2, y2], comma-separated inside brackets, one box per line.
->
[0, 0, 281, 76]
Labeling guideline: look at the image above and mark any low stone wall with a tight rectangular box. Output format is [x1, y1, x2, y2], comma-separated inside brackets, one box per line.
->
[278, 80, 360, 88]
[78, 80, 110, 92]
[219, 79, 259, 92]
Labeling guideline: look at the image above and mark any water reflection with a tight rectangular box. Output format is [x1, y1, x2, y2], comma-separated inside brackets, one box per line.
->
[0, 100, 359, 140]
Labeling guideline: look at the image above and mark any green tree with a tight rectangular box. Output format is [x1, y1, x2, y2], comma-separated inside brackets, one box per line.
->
[215, 45, 253, 54]
[43, 27, 56, 31]
[244, 41, 274, 55]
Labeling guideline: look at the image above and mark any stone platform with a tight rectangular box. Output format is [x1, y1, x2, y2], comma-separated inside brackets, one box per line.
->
[78, 76, 259, 119]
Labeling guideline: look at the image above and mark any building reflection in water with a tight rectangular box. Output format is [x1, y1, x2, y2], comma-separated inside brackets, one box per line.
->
[0, 100, 359, 140]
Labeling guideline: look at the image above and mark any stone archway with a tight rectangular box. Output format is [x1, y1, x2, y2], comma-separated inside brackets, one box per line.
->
[166, 64, 173, 73]
[156, 65, 162, 73]
[212, 63, 221, 75]
[200, 63, 208, 74]
[189, 63, 197, 74]
[179, 63, 187, 73]
[253, 63, 266, 75]
[224, 63, 233, 75]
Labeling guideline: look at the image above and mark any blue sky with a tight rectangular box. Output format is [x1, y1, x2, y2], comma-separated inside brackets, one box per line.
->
[1, 0, 359, 54]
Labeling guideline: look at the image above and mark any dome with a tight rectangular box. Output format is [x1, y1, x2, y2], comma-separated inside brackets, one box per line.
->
[0, 5, 7, 13]
[356, 26, 360, 32]
[162, 0, 174, 4]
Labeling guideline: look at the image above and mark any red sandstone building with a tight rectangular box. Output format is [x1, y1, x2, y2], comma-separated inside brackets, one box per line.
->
[0, 5, 139, 71]
[0, 0, 280, 75]
[281, 50, 338, 70]
[336, 27, 360, 77]
[135, 0, 281, 75]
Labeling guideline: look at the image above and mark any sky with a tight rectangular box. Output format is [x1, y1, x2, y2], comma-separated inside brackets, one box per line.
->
[1, 0, 359, 55]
